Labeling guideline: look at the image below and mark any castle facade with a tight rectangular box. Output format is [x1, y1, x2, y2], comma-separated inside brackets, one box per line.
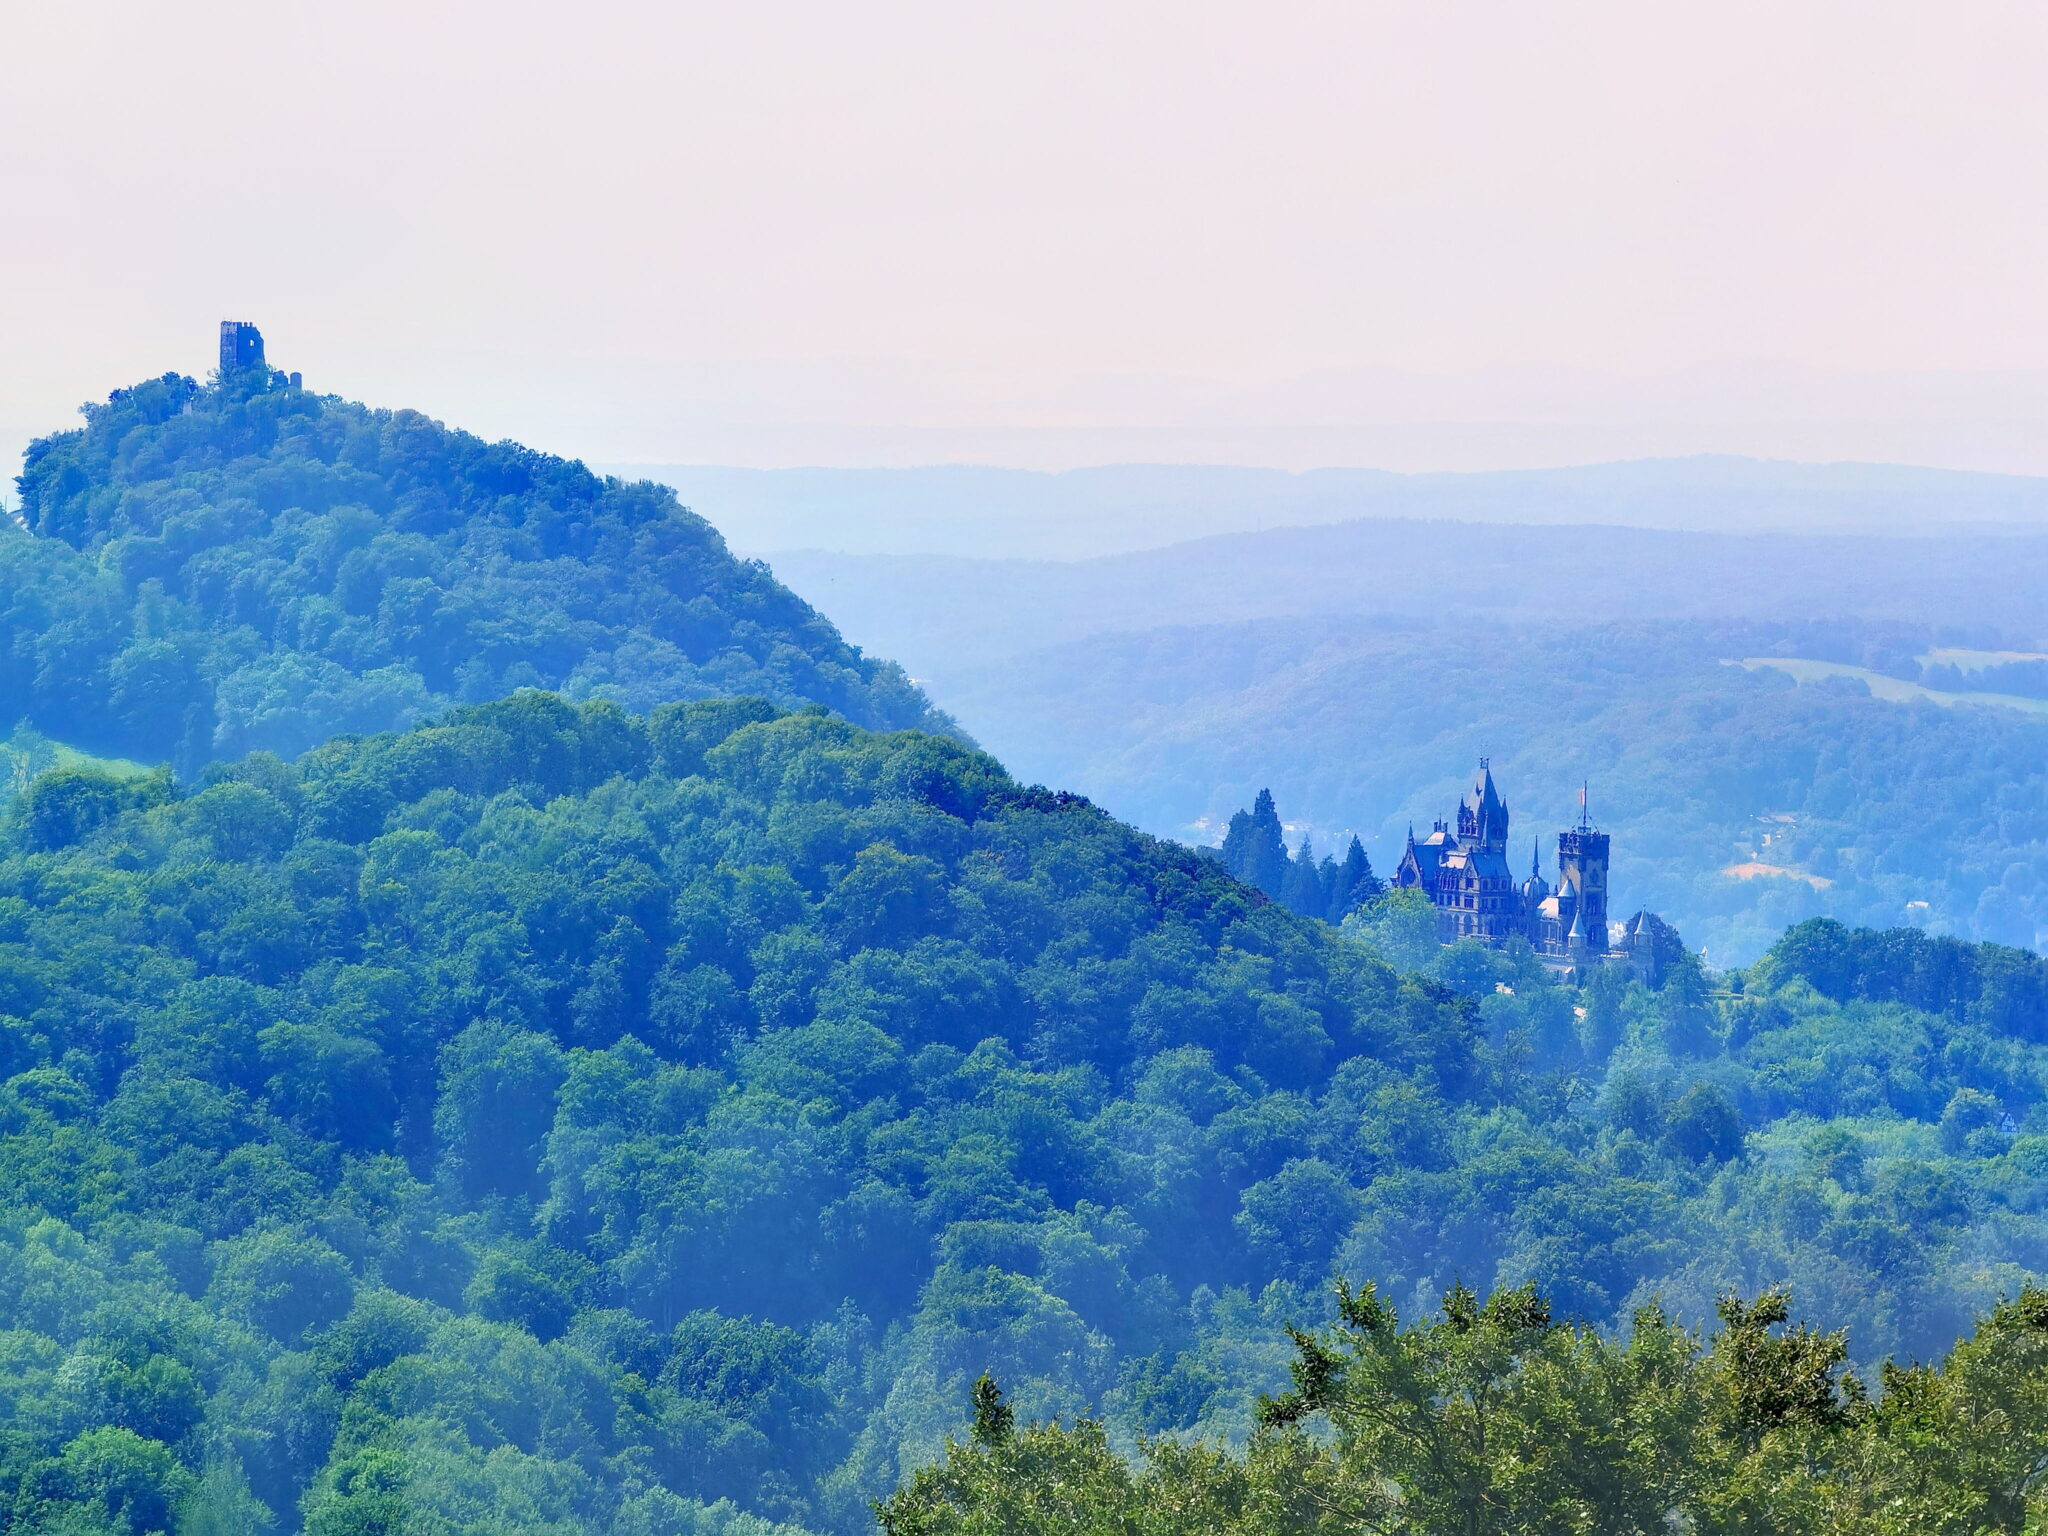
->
[1393, 759, 1674, 980]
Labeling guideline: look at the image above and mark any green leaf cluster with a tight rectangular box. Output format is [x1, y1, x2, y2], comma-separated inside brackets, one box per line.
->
[883, 1279, 2048, 1535]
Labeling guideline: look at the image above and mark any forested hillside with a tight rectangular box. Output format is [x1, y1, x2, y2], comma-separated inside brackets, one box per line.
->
[1, 693, 2045, 1533]
[3, 367, 946, 775]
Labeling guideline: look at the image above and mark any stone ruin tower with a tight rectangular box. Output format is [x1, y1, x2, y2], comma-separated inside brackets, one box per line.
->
[217, 321, 301, 388]
[219, 320, 265, 373]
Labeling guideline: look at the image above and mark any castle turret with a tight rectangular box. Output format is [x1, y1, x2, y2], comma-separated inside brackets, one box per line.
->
[1473, 759, 1509, 850]
[1520, 837, 1550, 903]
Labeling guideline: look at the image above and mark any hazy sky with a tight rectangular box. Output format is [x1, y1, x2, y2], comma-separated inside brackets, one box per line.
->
[7, 1, 2048, 471]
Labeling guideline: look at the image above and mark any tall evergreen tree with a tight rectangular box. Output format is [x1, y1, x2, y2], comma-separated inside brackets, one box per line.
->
[1282, 837, 1328, 917]
[1317, 852, 1343, 912]
[1329, 835, 1382, 922]
[1220, 788, 1290, 899]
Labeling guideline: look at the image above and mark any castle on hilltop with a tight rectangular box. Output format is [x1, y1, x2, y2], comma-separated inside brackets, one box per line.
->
[1394, 759, 1677, 981]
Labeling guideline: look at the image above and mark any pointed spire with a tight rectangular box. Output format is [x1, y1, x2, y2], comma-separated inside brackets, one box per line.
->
[1530, 837, 1541, 878]
[1466, 756, 1508, 849]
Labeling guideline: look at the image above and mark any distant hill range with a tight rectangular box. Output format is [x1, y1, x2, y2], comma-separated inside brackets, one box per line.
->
[610, 456, 2048, 560]
[761, 517, 2048, 681]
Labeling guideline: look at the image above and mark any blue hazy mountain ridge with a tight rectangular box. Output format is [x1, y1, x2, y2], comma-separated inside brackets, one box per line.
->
[3, 367, 950, 773]
[612, 456, 2048, 560]
[761, 517, 2048, 678]
[750, 514, 2048, 966]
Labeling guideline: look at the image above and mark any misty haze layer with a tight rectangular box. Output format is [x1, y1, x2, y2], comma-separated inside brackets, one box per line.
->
[626, 456, 2048, 560]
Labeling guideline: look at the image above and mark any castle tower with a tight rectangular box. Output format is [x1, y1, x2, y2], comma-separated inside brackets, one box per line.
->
[219, 320, 265, 374]
[1556, 787, 1610, 953]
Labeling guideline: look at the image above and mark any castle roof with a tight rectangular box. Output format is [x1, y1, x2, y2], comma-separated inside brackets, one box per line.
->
[1462, 758, 1510, 848]
[1440, 842, 1514, 882]
[1473, 759, 1506, 819]
[1398, 825, 1445, 887]
[1567, 900, 1591, 943]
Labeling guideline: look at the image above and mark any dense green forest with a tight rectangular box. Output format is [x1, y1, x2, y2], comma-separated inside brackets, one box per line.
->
[924, 615, 2048, 963]
[1, 693, 2046, 1532]
[2, 358, 2044, 1533]
[3, 367, 946, 775]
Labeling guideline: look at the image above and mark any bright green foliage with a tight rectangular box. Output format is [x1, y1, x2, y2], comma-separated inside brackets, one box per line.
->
[0, 725, 149, 813]
[882, 1280, 2048, 1536]
[3, 368, 948, 772]
[0, 690, 1433, 1531]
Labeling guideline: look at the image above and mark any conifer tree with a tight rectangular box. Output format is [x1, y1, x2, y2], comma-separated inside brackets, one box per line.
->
[1330, 835, 1382, 922]
[1220, 788, 1290, 899]
[1282, 837, 1328, 917]
[1317, 852, 1342, 913]
[969, 1374, 1013, 1447]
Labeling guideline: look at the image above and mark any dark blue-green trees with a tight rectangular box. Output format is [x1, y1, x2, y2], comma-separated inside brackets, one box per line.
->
[1219, 787, 1381, 921]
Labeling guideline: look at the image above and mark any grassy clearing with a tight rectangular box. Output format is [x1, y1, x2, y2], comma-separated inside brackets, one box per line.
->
[0, 724, 153, 803]
[1737, 656, 2048, 717]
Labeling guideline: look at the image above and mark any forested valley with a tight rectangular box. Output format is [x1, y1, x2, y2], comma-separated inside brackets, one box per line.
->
[0, 367, 2042, 1532]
